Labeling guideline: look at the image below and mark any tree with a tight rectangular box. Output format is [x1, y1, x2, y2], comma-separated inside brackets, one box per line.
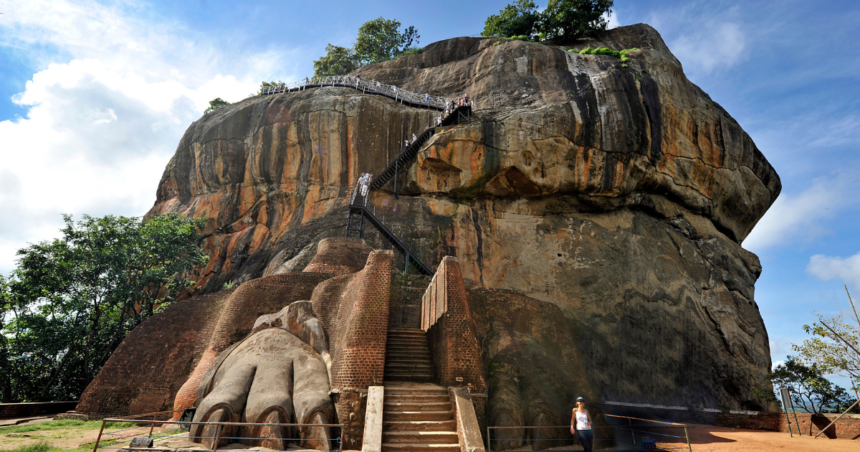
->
[354, 17, 420, 64]
[793, 288, 860, 391]
[769, 356, 856, 413]
[481, 0, 540, 39]
[257, 81, 281, 95]
[205, 98, 230, 114]
[0, 213, 208, 402]
[537, 0, 614, 42]
[313, 44, 361, 77]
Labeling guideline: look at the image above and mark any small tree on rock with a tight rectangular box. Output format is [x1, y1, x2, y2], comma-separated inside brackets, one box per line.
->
[354, 17, 420, 64]
[313, 44, 361, 77]
[537, 0, 614, 42]
[205, 98, 230, 114]
[481, 0, 541, 39]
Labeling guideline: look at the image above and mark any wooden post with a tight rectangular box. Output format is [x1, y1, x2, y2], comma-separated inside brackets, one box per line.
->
[684, 426, 692, 452]
[92, 420, 106, 452]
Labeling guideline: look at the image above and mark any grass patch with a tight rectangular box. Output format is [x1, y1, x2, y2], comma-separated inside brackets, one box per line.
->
[570, 47, 639, 63]
[6, 442, 54, 452]
[400, 47, 424, 56]
[0, 419, 139, 434]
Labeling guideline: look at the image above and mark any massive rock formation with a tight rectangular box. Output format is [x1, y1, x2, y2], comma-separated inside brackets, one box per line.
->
[135, 23, 779, 432]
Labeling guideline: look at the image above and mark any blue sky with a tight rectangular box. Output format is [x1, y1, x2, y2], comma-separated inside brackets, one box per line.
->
[1, 1, 859, 392]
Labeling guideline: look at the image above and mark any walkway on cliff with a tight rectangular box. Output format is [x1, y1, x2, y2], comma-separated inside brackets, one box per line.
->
[259, 75, 468, 111]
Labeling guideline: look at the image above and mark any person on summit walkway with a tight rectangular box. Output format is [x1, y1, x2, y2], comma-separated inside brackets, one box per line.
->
[571, 397, 593, 452]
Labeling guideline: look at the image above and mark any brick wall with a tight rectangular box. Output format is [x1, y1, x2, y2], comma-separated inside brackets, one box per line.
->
[421, 256, 487, 395]
[74, 292, 229, 419]
[303, 237, 372, 276]
[312, 250, 394, 449]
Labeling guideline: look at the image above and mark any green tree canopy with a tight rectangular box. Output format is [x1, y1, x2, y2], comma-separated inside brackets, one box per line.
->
[481, 0, 540, 39]
[769, 356, 856, 413]
[0, 213, 208, 402]
[792, 289, 860, 388]
[538, 0, 614, 41]
[313, 44, 361, 77]
[354, 17, 420, 64]
[204, 98, 230, 114]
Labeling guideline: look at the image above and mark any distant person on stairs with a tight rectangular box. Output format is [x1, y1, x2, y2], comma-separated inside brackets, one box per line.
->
[412, 133, 417, 143]
[572, 397, 593, 452]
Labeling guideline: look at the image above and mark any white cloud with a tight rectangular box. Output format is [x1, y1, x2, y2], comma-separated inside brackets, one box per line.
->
[646, 5, 747, 76]
[743, 171, 860, 251]
[807, 252, 860, 290]
[0, 0, 305, 273]
[604, 11, 621, 29]
[671, 21, 746, 74]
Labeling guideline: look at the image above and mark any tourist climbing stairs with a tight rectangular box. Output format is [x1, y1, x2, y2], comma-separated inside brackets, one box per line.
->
[382, 382, 458, 452]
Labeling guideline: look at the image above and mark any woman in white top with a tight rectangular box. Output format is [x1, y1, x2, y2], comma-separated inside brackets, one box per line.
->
[571, 397, 593, 452]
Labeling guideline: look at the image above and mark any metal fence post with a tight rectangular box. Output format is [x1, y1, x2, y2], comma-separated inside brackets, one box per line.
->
[486, 427, 491, 452]
[212, 424, 222, 452]
[92, 420, 106, 452]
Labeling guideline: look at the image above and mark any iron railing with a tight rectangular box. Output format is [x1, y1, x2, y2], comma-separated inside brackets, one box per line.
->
[486, 415, 693, 452]
[254, 75, 477, 112]
[91, 411, 344, 452]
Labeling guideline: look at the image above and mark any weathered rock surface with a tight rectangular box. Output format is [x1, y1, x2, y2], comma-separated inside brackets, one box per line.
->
[192, 328, 334, 451]
[146, 23, 780, 416]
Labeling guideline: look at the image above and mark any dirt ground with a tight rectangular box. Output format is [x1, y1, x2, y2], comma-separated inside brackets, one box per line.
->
[651, 423, 858, 451]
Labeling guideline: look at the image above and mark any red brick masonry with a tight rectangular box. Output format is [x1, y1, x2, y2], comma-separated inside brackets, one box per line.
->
[421, 256, 487, 395]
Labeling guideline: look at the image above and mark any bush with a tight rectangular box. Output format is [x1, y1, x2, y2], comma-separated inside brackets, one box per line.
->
[204, 98, 230, 114]
[572, 47, 638, 62]
[399, 47, 424, 56]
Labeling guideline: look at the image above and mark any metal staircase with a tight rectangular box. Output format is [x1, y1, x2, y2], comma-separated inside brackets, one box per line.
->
[263, 76, 473, 275]
[370, 105, 471, 192]
[346, 183, 433, 275]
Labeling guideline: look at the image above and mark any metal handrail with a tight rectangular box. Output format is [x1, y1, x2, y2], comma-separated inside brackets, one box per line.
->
[256, 75, 473, 112]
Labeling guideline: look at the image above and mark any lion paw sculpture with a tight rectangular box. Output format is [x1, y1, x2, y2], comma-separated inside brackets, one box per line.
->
[191, 302, 334, 450]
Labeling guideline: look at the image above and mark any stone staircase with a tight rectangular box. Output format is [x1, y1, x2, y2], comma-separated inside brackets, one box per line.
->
[384, 328, 434, 382]
[382, 383, 458, 452]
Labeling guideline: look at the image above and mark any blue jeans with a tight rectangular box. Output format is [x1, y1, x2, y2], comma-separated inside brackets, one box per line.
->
[576, 429, 593, 452]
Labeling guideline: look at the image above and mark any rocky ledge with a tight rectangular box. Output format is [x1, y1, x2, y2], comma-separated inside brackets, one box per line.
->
[147, 24, 780, 413]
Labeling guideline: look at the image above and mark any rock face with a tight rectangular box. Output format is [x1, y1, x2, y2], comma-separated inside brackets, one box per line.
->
[147, 23, 780, 417]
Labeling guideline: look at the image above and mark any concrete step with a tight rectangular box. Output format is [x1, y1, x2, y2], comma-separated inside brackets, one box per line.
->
[384, 357, 432, 365]
[385, 362, 433, 370]
[382, 443, 460, 452]
[383, 420, 457, 432]
[386, 350, 431, 357]
[385, 344, 430, 355]
[387, 335, 428, 341]
[384, 410, 454, 421]
[384, 374, 435, 382]
[388, 328, 425, 334]
[384, 402, 452, 411]
[385, 388, 449, 396]
[382, 430, 459, 444]
[385, 394, 451, 404]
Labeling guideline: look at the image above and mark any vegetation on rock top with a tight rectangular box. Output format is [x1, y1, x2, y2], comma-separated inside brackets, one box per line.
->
[482, 0, 614, 42]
